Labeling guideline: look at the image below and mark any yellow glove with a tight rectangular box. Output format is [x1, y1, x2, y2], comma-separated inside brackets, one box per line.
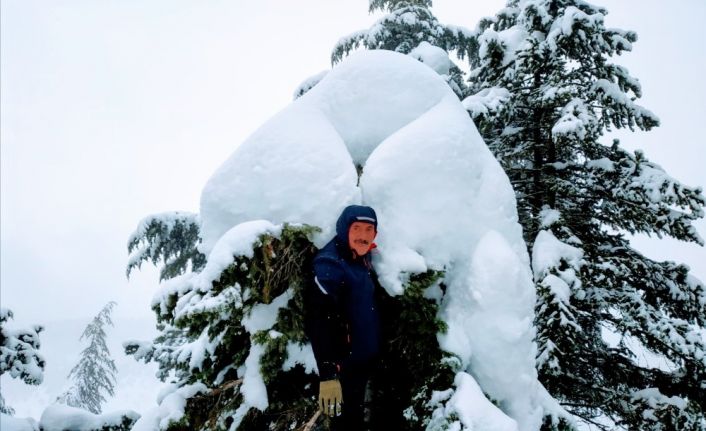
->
[318, 379, 343, 416]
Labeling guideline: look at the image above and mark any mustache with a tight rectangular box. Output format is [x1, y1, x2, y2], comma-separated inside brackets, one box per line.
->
[353, 239, 370, 245]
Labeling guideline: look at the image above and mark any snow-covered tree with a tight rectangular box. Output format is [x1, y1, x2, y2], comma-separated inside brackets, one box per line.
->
[0, 307, 45, 415]
[126, 223, 327, 429]
[295, 0, 473, 100]
[58, 302, 118, 414]
[126, 224, 455, 430]
[127, 212, 205, 282]
[466, 1, 706, 429]
[126, 50, 548, 431]
[328, 0, 473, 98]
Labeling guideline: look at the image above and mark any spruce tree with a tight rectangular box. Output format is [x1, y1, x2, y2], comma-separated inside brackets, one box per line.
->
[330, 0, 473, 98]
[0, 307, 45, 415]
[58, 301, 118, 414]
[126, 224, 324, 430]
[465, 1, 706, 429]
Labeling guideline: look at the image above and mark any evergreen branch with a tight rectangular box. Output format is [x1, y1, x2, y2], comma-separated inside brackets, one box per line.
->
[126, 212, 205, 281]
[191, 378, 242, 399]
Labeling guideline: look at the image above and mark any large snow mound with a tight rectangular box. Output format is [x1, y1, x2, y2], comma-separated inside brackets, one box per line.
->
[200, 50, 450, 252]
[199, 50, 543, 431]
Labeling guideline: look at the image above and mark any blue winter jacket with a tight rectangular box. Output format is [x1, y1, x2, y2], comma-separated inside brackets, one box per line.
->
[304, 205, 382, 380]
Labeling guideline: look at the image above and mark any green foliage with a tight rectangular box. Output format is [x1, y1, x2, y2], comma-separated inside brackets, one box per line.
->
[540, 416, 574, 431]
[127, 212, 206, 282]
[370, 270, 456, 430]
[126, 217, 466, 430]
[171, 387, 242, 431]
[97, 413, 140, 431]
[126, 224, 322, 430]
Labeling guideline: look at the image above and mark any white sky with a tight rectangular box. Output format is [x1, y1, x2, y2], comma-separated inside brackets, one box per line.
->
[1, 0, 705, 330]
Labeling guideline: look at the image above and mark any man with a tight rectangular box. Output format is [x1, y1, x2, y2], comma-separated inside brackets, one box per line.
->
[305, 205, 382, 430]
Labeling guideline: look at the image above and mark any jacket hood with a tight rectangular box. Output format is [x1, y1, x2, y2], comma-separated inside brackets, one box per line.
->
[335, 205, 378, 244]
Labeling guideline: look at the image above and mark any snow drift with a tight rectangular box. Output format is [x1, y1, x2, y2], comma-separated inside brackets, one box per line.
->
[39, 404, 139, 431]
[198, 50, 544, 430]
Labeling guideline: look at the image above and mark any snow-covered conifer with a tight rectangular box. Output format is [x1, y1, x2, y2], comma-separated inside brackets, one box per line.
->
[125, 223, 457, 430]
[58, 302, 118, 414]
[126, 51, 548, 430]
[0, 307, 45, 415]
[330, 0, 473, 97]
[127, 212, 205, 282]
[125, 224, 325, 429]
[467, 1, 706, 429]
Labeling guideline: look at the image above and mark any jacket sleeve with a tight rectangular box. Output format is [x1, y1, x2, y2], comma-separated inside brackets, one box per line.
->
[304, 255, 347, 381]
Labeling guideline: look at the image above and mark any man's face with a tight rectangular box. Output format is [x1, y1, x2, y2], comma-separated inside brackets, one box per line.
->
[348, 221, 376, 256]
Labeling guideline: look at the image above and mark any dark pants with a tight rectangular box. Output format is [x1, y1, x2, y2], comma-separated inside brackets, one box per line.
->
[333, 360, 373, 431]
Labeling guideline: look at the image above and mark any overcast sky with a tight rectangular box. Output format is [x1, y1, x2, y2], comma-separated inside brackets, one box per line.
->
[2, 0, 705, 329]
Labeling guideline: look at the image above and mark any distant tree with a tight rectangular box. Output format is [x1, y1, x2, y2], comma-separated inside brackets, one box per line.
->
[466, 1, 706, 429]
[58, 302, 118, 414]
[0, 307, 45, 415]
